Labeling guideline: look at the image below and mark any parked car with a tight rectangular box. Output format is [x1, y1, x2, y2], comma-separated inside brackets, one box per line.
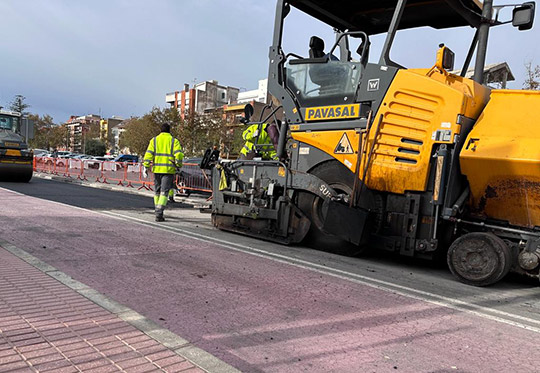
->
[54, 151, 72, 159]
[43, 157, 67, 168]
[84, 156, 108, 169]
[33, 149, 48, 156]
[114, 154, 139, 163]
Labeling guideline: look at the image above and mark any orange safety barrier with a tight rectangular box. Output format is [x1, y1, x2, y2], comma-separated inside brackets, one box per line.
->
[34, 157, 54, 174]
[124, 162, 143, 188]
[33, 157, 212, 195]
[101, 161, 126, 186]
[66, 159, 84, 180]
[176, 163, 212, 194]
[34, 156, 68, 176]
[82, 159, 102, 182]
[139, 166, 154, 191]
[57, 158, 70, 177]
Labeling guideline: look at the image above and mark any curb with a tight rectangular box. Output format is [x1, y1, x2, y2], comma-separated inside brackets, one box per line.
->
[33, 172, 211, 208]
[0, 238, 240, 373]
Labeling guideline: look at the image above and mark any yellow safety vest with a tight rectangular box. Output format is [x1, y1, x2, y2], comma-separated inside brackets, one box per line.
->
[240, 123, 276, 160]
[143, 132, 184, 174]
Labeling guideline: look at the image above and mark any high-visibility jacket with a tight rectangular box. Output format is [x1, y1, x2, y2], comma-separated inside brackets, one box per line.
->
[240, 123, 276, 160]
[143, 132, 184, 174]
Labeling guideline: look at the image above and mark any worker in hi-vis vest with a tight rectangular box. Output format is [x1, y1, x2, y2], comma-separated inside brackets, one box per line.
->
[239, 123, 277, 160]
[143, 122, 184, 222]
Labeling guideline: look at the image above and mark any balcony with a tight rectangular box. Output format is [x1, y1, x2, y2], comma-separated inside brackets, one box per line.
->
[165, 92, 177, 104]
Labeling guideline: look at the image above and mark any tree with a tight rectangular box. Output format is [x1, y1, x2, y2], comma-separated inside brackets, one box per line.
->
[119, 107, 228, 158]
[27, 114, 55, 149]
[86, 121, 101, 139]
[120, 107, 182, 156]
[18, 112, 69, 151]
[524, 61, 540, 90]
[119, 116, 161, 156]
[48, 124, 69, 150]
[85, 139, 106, 156]
[9, 95, 30, 115]
[175, 111, 227, 157]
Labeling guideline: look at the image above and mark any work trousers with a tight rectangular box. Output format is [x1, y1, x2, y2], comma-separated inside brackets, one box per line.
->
[153, 173, 174, 217]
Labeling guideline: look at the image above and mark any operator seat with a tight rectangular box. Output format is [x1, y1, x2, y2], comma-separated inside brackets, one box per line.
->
[309, 36, 326, 58]
[308, 36, 347, 95]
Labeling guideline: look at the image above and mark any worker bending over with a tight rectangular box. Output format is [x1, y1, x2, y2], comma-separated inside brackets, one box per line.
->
[143, 122, 184, 222]
[239, 122, 278, 160]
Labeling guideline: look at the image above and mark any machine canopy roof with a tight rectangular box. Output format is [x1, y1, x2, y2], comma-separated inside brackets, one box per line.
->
[287, 0, 483, 35]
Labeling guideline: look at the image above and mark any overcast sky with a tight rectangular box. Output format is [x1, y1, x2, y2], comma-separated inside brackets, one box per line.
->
[1, 0, 538, 123]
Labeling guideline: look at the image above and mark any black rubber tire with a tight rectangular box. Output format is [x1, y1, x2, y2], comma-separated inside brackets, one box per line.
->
[0, 167, 33, 183]
[177, 181, 191, 197]
[297, 161, 366, 256]
[447, 232, 512, 286]
[20, 172, 32, 183]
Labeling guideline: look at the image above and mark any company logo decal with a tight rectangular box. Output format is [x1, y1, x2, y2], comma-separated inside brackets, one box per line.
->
[367, 78, 380, 91]
[305, 104, 361, 122]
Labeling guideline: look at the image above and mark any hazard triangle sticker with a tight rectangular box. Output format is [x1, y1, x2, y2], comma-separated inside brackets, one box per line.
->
[334, 133, 354, 154]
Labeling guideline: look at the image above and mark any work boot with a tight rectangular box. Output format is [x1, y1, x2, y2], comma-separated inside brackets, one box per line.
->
[155, 215, 165, 222]
[168, 196, 175, 203]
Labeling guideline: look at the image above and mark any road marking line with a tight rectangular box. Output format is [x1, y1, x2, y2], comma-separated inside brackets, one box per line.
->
[100, 210, 540, 334]
[2, 186, 539, 334]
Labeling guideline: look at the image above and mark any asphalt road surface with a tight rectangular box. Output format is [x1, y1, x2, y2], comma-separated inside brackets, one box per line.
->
[1, 177, 540, 372]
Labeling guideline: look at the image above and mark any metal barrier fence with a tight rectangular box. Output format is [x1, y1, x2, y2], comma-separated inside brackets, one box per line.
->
[33, 157, 212, 194]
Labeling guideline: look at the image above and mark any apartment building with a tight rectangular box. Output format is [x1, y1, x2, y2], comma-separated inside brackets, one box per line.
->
[65, 114, 101, 153]
[166, 80, 239, 119]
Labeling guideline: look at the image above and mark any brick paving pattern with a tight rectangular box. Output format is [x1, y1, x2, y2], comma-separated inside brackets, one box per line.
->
[0, 247, 204, 373]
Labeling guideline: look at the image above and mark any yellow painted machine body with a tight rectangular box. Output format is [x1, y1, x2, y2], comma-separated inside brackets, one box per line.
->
[211, 0, 540, 285]
[292, 68, 490, 193]
[460, 90, 540, 228]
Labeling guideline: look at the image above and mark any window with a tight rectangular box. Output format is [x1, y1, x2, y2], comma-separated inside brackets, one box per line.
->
[0, 114, 19, 131]
[285, 61, 362, 107]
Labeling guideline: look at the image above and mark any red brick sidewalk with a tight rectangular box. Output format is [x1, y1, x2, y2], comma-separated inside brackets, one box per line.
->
[0, 247, 204, 373]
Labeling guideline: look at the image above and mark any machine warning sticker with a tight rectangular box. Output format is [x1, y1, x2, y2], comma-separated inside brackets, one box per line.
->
[432, 129, 452, 142]
[299, 147, 310, 155]
[305, 104, 361, 122]
[334, 133, 354, 154]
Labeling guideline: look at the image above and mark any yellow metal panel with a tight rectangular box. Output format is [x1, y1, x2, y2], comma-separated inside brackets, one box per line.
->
[460, 90, 540, 228]
[224, 104, 246, 112]
[362, 70, 484, 193]
[292, 69, 489, 194]
[408, 68, 490, 119]
[0, 160, 31, 164]
[292, 130, 362, 173]
[5, 149, 21, 156]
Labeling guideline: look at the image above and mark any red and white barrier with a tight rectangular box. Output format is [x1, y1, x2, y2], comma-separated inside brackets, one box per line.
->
[34, 157, 212, 194]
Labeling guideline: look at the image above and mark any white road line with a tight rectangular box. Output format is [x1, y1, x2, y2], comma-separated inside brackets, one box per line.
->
[100, 210, 540, 335]
[2, 186, 540, 335]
